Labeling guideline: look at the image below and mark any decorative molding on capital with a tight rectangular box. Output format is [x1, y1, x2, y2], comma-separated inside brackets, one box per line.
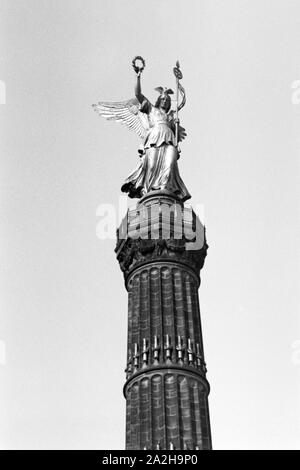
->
[116, 237, 208, 281]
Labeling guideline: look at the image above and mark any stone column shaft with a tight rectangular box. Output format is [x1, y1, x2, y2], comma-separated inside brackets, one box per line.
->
[116, 193, 212, 450]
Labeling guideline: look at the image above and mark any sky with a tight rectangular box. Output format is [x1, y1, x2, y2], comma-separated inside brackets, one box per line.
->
[0, 0, 299, 450]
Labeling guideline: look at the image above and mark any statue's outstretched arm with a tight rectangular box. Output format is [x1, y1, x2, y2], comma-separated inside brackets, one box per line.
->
[135, 74, 145, 105]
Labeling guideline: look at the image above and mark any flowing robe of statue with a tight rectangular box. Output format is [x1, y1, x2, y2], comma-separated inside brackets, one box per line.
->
[121, 97, 190, 201]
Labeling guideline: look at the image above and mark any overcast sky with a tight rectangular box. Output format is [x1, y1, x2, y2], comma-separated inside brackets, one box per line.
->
[0, 0, 299, 449]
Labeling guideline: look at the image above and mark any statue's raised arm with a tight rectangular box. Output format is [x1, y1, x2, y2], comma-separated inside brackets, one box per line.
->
[92, 57, 190, 202]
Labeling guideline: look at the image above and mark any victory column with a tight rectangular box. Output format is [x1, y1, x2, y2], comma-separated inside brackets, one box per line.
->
[93, 57, 212, 450]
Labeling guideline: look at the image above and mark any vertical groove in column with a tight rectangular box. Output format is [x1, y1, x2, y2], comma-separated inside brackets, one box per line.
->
[131, 274, 141, 366]
[205, 394, 213, 449]
[140, 270, 149, 360]
[125, 386, 132, 449]
[177, 376, 182, 448]
[185, 275, 195, 343]
[199, 390, 210, 449]
[161, 267, 175, 360]
[191, 280, 201, 347]
[164, 374, 180, 449]
[130, 383, 140, 450]
[178, 375, 193, 449]
[189, 378, 197, 449]
[159, 267, 164, 358]
[192, 380, 203, 448]
[173, 269, 186, 341]
[140, 377, 151, 449]
[127, 285, 133, 370]
[147, 268, 151, 365]
[151, 374, 165, 449]
[181, 273, 189, 363]
[195, 285, 205, 357]
[161, 373, 167, 449]
[150, 267, 162, 359]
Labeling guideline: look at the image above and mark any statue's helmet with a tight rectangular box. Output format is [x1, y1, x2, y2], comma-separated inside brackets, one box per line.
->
[154, 87, 174, 111]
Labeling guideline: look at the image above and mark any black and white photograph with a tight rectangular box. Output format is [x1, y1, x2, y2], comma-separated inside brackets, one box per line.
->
[0, 0, 299, 453]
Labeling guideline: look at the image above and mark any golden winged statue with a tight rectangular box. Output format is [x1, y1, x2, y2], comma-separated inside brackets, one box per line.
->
[92, 57, 190, 201]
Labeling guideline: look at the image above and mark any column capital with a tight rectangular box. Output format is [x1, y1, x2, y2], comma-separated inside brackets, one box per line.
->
[115, 191, 208, 283]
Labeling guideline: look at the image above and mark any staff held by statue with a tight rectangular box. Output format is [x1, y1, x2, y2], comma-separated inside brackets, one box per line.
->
[173, 60, 186, 148]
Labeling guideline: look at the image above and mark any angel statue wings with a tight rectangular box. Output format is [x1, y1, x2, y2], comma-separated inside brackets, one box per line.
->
[92, 57, 191, 202]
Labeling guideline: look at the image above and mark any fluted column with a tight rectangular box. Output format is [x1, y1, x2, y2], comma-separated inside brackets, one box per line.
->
[116, 191, 212, 450]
